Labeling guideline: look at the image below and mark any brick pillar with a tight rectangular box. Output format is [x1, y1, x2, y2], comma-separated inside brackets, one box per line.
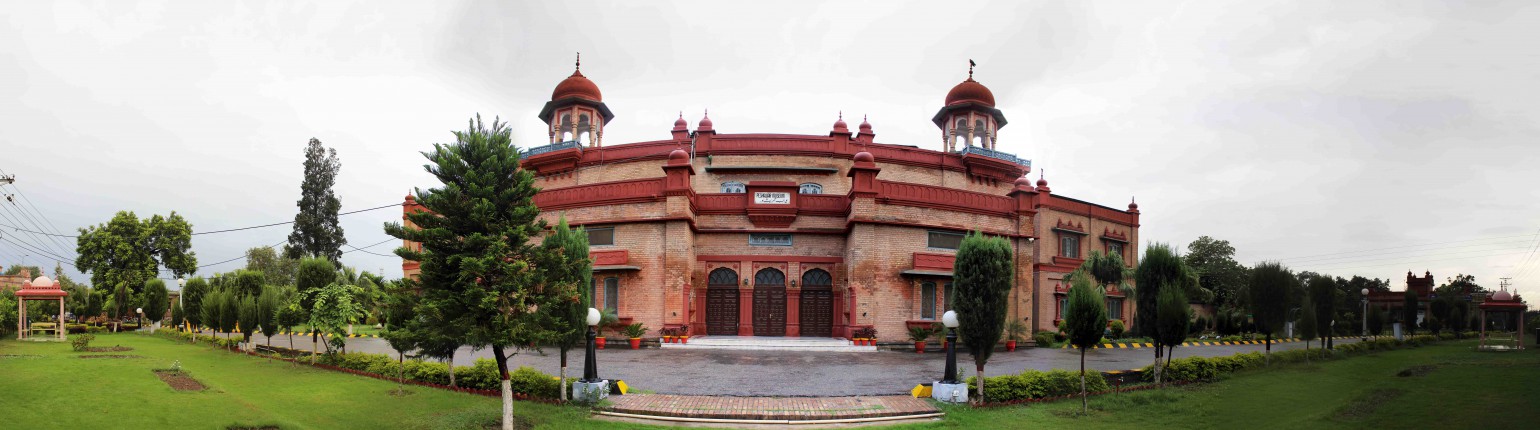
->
[787, 288, 802, 337]
[739, 287, 754, 336]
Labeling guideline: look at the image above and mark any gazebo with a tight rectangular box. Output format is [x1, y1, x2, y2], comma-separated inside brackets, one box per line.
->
[16, 275, 68, 341]
[1477, 287, 1526, 351]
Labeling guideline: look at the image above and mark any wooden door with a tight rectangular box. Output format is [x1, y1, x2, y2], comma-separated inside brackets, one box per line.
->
[799, 269, 834, 337]
[752, 268, 787, 337]
[706, 268, 739, 336]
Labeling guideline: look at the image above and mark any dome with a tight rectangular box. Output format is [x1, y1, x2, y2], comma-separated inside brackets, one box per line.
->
[833, 117, 848, 131]
[551, 70, 602, 102]
[1036, 177, 1048, 188]
[853, 151, 874, 163]
[28, 276, 55, 288]
[1493, 290, 1512, 301]
[1128, 198, 1139, 211]
[668, 148, 689, 161]
[673, 113, 688, 129]
[404, 194, 415, 201]
[858, 115, 872, 134]
[945, 77, 995, 107]
[698, 111, 714, 129]
[1014, 176, 1032, 188]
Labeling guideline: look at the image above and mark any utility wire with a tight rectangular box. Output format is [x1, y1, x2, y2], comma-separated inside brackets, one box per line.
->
[0, 202, 404, 238]
[0, 200, 75, 258]
[1282, 239, 1534, 264]
[0, 167, 81, 256]
[1276, 232, 1539, 261]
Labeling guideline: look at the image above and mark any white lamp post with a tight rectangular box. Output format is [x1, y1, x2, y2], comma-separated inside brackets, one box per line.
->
[177, 278, 187, 306]
[1361, 288, 1369, 341]
[941, 310, 959, 384]
[582, 307, 601, 383]
[136, 307, 144, 331]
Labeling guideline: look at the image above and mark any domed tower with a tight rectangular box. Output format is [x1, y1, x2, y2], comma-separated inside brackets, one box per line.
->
[538, 53, 616, 147]
[932, 60, 1008, 153]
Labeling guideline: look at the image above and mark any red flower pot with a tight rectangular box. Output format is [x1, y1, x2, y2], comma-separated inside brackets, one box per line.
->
[629, 338, 642, 349]
[596, 337, 606, 349]
[915, 341, 926, 353]
[1006, 340, 1017, 351]
[680, 336, 689, 344]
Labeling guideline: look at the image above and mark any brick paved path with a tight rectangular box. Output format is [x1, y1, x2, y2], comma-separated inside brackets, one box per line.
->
[606, 394, 938, 421]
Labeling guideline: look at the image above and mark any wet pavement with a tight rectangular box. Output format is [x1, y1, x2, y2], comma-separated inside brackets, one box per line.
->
[242, 332, 1361, 396]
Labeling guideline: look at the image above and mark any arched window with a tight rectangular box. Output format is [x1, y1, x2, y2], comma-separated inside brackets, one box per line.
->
[754, 268, 785, 286]
[721, 181, 746, 193]
[560, 113, 574, 142]
[974, 119, 988, 147]
[578, 114, 592, 144]
[798, 183, 822, 194]
[954, 119, 968, 148]
[708, 268, 739, 287]
[801, 269, 832, 287]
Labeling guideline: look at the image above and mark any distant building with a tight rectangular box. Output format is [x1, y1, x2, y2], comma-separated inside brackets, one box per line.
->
[401, 61, 1143, 342]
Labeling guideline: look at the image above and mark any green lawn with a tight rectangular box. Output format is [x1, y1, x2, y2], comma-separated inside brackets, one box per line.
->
[901, 339, 1540, 429]
[0, 333, 653, 429]
[2, 334, 1533, 429]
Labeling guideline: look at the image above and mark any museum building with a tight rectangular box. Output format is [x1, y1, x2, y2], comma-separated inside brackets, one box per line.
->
[401, 62, 1143, 342]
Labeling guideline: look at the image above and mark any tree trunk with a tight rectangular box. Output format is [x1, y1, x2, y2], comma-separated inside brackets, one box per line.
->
[1304, 341, 1310, 364]
[1080, 350, 1088, 414]
[398, 352, 405, 392]
[975, 364, 985, 404]
[559, 347, 569, 402]
[1153, 341, 1163, 384]
[492, 345, 514, 430]
[1265, 334, 1272, 366]
[447, 356, 456, 388]
[311, 333, 319, 364]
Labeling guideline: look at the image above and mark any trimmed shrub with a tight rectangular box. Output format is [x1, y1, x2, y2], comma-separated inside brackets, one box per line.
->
[1033, 331, 1058, 347]
[1109, 320, 1126, 338]
[70, 333, 96, 351]
[967, 369, 1110, 403]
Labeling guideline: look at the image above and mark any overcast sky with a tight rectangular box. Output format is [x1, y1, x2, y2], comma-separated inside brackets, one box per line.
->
[3, 1, 1538, 299]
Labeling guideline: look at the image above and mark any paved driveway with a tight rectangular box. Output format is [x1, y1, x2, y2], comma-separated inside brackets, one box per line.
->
[253, 332, 1360, 396]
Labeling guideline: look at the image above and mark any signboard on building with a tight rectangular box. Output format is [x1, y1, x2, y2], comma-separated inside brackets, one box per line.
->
[754, 192, 791, 204]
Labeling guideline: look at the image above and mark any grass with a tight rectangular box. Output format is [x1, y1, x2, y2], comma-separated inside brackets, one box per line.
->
[0, 333, 662, 429]
[894, 339, 1540, 429]
[2, 334, 1534, 429]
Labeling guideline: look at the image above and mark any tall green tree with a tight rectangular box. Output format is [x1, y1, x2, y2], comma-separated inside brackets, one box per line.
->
[1297, 297, 1318, 362]
[75, 211, 197, 324]
[1063, 272, 1106, 414]
[142, 279, 169, 333]
[953, 231, 1012, 404]
[245, 246, 299, 287]
[3, 265, 44, 278]
[1154, 283, 1191, 383]
[301, 282, 364, 353]
[534, 217, 592, 402]
[380, 279, 421, 390]
[285, 138, 346, 263]
[1248, 262, 1293, 365]
[1429, 297, 1451, 335]
[218, 290, 240, 343]
[1402, 289, 1419, 335]
[274, 288, 307, 349]
[182, 277, 208, 333]
[1133, 243, 1205, 377]
[238, 295, 259, 348]
[1183, 236, 1248, 308]
[1368, 305, 1386, 338]
[229, 270, 267, 300]
[383, 115, 557, 429]
[295, 257, 335, 352]
[1307, 275, 1336, 349]
[257, 287, 281, 346]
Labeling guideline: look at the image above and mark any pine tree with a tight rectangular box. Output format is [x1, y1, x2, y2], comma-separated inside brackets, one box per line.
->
[1064, 272, 1106, 414]
[1248, 262, 1293, 365]
[535, 217, 592, 402]
[285, 138, 346, 263]
[953, 231, 1012, 404]
[1298, 297, 1318, 363]
[383, 115, 555, 430]
[1155, 283, 1190, 382]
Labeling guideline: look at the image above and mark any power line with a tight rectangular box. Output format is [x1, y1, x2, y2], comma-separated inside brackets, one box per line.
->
[1505, 230, 1540, 281]
[1283, 239, 1534, 264]
[1301, 251, 1535, 273]
[0, 167, 81, 256]
[1295, 246, 1536, 273]
[345, 240, 397, 257]
[0, 202, 404, 238]
[0, 200, 75, 258]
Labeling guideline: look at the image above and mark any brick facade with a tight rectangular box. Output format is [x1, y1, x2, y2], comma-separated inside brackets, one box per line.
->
[401, 66, 1142, 343]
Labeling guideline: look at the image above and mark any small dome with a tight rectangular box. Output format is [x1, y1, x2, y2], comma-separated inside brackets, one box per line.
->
[29, 276, 54, 288]
[1036, 177, 1048, 188]
[945, 77, 996, 107]
[1014, 176, 1032, 187]
[1128, 198, 1139, 211]
[833, 112, 848, 132]
[668, 148, 689, 161]
[853, 151, 874, 163]
[673, 113, 688, 128]
[404, 194, 415, 201]
[858, 115, 872, 133]
[699, 111, 714, 129]
[551, 70, 602, 102]
[1493, 290, 1512, 301]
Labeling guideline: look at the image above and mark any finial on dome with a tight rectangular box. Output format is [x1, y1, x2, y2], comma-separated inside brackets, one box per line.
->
[858, 114, 872, 133]
[1129, 196, 1139, 211]
[575, 52, 581, 72]
[698, 109, 714, 129]
[1036, 169, 1048, 187]
[968, 59, 976, 80]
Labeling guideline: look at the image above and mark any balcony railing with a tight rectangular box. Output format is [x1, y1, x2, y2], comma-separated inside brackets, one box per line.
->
[958, 145, 1030, 167]
[521, 140, 581, 158]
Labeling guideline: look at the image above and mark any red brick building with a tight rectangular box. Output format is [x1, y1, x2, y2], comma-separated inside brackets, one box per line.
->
[402, 63, 1142, 342]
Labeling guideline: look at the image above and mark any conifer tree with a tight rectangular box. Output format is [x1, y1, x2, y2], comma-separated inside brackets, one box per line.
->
[285, 138, 346, 263]
[953, 231, 1012, 404]
[1064, 272, 1106, 413]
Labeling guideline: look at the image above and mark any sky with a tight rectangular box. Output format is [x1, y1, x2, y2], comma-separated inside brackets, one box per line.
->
[2, 1, 1538, 299]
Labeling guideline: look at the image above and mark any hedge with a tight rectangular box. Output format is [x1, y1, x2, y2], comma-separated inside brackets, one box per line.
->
[1147, 334, 1451, 383]
[316, 353, 572, 399]
[966, 369, 1110, 403]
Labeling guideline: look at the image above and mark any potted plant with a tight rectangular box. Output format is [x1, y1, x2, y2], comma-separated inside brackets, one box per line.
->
[660, 327, 675, 344]
[596, 308, 619, 349]
[678, 325, 690, 344]
[1005, 319, 1028, 351]
[931, 322, 947, 350]
[908, 326, 934, 353]
[623, 323, 648, 349]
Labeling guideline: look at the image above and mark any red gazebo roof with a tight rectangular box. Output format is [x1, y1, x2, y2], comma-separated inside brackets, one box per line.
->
[16, 276, 67, 298]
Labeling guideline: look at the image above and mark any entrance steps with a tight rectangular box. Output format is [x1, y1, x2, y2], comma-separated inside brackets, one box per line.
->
[661, 336, 876, 352]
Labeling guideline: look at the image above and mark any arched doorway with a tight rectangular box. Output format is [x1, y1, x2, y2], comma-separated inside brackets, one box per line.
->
[800, 269, 834, 337]
[753, 268, 787, 336]
[706, 268, 740, 336]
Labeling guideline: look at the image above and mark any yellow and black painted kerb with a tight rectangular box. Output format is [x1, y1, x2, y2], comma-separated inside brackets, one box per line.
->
[1061, 336, 1356, 349]
[274, 331, 382, 339]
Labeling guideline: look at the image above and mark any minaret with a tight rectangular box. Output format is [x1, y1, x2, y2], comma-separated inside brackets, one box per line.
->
[539, 53, 615, 147]
[932, 60, 1008, 153]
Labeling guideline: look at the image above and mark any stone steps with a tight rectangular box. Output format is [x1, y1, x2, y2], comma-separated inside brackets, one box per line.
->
[660, 336, 876, 352]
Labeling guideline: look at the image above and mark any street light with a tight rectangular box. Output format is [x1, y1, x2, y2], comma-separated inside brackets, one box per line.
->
[177, 278, 187, 307]
[136, 307, 144, 331]
[582, 307, 601, 383]
[1361, 288, 1369, 341]
[941, 310, 959, 384]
